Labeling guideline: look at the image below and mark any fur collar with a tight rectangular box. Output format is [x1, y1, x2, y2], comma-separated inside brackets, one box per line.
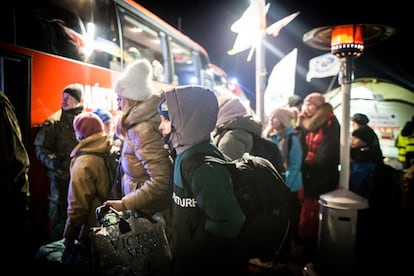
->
[301, 103, 334, 132]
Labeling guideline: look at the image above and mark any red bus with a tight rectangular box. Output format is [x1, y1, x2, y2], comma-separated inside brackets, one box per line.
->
[0, 0, 215, 243]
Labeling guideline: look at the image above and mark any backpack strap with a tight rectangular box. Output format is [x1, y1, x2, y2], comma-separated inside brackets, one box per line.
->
[181, 154, 227, 188]
[288, 133, 293, 151]
[75, 151, 122, 180]
[74, 151, 113, 202]
[287, 133, 293, 159]
[181, 154, 202, 188]
[76, 151, 109, 170]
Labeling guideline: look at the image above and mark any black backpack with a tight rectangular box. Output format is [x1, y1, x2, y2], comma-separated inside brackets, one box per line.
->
[182, 152, 291, 261]
[251, 134, 286, 180]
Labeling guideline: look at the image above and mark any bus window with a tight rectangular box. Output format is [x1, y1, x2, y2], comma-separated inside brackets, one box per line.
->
[9, 0, 213, 86]
[15, 0, 121, 68]
[85, 0, 120, 69]
[118, 8, 167, 81]
[169, 37, 214, 88]
[198, 50, 214, 89]
[170, 38, 198, 85]
[16, 1, 86, 61]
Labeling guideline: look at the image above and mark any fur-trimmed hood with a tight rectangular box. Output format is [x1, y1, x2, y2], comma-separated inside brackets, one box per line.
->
[300, 102, 334, 132]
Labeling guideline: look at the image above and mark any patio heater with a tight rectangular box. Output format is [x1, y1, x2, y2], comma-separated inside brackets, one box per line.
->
[303, 24, 395, 189]
[303, 24, 396, 274]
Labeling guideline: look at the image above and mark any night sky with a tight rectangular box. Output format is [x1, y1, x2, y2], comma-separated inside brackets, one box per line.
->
[135, 0, 412, 106]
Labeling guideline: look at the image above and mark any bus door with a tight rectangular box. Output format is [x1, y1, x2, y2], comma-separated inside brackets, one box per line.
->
[0, 50, 50, 243]
[0, 50, 31, 146]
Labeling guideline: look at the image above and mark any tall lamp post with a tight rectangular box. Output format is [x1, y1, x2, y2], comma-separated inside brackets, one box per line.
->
[303, 24, 395, 189]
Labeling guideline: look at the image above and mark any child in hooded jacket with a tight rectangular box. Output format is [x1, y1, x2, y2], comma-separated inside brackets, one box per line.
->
[159, 85, 246, 275]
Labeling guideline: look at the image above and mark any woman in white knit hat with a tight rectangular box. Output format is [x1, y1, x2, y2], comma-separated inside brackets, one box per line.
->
[104, 59, 172, 217]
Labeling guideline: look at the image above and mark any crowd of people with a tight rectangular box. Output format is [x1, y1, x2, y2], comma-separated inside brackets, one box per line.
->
[4, 57, 412, 275]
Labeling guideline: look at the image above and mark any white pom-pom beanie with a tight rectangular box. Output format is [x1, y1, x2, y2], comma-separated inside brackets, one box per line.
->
[114, 59, 155, 101]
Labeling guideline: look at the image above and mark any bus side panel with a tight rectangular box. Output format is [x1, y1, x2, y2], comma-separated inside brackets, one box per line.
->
[29, 51, 120, 125]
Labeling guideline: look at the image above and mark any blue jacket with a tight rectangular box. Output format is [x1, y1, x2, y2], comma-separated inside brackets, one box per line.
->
[350, 161, 376, 201]
[269, 126, 303, 192]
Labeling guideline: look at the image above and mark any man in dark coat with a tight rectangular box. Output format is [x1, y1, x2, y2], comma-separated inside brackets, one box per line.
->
[296, 92, 340, 267]
[34, 84, 84, 241]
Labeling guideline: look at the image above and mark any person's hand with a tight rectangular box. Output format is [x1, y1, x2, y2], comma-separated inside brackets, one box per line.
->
[104, 200, 126, 211]
[262, 125, 272, 138]
[47, 153, 61, 169]
[297, 112, 306, 126]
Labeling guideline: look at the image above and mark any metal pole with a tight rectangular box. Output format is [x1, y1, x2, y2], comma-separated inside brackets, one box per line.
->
[255, 37, 266, 123]
[338, 55, 353, 189]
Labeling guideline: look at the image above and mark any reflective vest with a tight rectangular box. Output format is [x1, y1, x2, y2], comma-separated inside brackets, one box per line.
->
[396, 132, 414, 167]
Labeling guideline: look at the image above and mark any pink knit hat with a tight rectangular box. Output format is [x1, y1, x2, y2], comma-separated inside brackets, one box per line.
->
[73, 112, 104, 140]
[304, 92, 325, 108]
[270, 108, 296, 128]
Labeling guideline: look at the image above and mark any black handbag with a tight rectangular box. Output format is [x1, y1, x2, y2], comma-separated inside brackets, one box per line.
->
[90, 205, 172, 276]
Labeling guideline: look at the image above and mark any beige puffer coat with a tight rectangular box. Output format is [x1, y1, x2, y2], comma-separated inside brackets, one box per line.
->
[118, 94, 172, 214]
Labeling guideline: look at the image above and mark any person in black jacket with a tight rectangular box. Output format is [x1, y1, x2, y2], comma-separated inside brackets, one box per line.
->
[1, 91, 31, 270]
[34, 84, 84, 241]
[351, 113, 381, 147]
[296, 92, 340, 268]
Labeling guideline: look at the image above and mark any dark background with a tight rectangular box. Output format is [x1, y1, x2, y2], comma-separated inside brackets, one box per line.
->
[135, 0, 412, 106]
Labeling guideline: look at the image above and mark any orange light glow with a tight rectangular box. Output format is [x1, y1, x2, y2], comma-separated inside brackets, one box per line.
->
[331, 25, 363, 45]
[331, 25, 364, 57]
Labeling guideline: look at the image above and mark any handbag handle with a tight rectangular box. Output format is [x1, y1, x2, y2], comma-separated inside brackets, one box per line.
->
[95, 204, 132, 234]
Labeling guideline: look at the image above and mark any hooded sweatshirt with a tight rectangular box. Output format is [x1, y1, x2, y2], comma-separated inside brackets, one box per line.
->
[164, 85, 245, 274]
[212, 95, 263, 160]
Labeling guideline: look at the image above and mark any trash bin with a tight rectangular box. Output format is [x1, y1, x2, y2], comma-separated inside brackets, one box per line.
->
[318, 189, 369, 275]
